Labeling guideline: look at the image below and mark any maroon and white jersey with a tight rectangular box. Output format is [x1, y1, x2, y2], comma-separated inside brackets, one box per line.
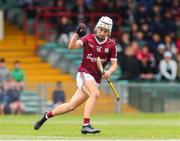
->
[78, 34, 117, 83]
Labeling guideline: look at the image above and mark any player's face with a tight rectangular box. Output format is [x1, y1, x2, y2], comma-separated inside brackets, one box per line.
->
[96, 27, 109, 39]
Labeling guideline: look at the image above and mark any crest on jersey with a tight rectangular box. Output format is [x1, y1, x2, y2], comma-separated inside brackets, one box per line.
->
[96, 46, 102, 52]
[105, 48, 109, 53]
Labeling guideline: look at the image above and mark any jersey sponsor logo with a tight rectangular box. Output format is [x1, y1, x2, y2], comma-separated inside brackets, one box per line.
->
[86, 54, 107, 63]
[86, 54, 97, 62]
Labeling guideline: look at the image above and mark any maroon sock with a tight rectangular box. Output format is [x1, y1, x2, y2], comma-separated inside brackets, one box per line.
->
[46, 112, 53, 119]
[83, 118, 90, 126]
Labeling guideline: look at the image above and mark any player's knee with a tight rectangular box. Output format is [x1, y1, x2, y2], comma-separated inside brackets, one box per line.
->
[93, 92, 100, 99]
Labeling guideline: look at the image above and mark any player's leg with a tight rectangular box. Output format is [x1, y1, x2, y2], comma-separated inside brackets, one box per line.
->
[34, 88, 88, 130]
[51, 88, 88, 115]
[81, 80, 101, 134]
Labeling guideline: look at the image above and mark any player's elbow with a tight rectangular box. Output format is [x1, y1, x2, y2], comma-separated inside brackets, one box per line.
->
[68, 44, 74, 50]
[68, 43, 78, 50]
[91, 92, 100, 99]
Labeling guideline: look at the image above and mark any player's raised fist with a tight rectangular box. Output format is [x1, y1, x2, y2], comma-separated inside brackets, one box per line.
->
[76, 23, 86, 36]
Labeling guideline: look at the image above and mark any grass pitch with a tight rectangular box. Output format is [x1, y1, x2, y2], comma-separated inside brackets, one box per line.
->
[0, 113, 180, 140]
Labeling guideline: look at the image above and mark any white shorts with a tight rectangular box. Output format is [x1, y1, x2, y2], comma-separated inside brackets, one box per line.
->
[76, 72, 99, 89]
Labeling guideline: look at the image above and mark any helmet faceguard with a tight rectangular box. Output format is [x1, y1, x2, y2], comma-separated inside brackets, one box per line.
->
[94, 16, 113, 36]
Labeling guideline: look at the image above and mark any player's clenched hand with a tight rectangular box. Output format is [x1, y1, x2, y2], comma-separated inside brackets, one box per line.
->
[103, 70, 110, 80]
[76, 23, 86, 37]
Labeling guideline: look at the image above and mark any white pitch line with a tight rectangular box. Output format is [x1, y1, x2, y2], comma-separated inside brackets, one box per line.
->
[1, 119, 180, 126]
[0, 135, 179, 141]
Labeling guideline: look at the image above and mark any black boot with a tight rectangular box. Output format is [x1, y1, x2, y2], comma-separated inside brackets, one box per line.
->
[34, 112, 47, 130]
[81, 125, 100, 134]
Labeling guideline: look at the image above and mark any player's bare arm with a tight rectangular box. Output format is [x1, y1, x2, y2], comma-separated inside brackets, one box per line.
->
[68, 23, 86, 50]
[104, 59, 117, 80]
[68, 33, 82, 49]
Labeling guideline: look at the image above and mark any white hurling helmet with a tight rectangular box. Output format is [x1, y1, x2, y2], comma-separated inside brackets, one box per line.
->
[95, 16, 113, 34]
